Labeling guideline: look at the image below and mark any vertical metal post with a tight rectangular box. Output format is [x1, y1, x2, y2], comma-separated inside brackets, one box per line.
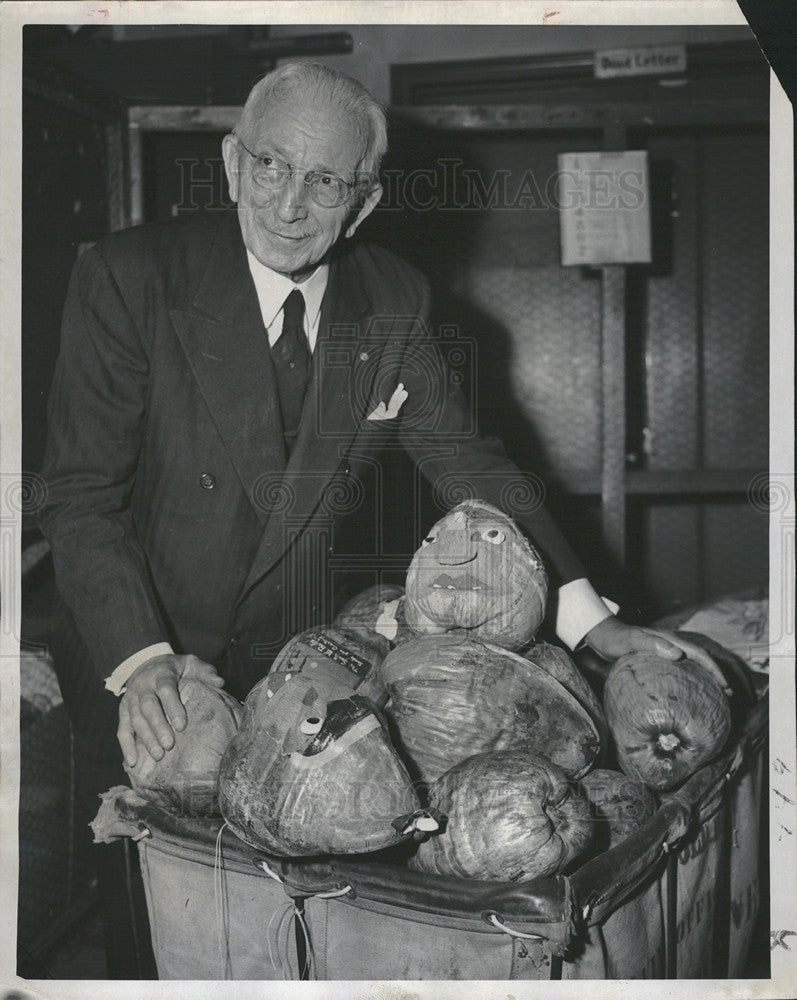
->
[599, 122, 629, 569]
[600, 264, 627, 567]
[105, 121, 128, 232]
[128, 117, 144, 228]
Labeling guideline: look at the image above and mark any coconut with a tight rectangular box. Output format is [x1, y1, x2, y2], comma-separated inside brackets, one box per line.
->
[382, 634, 602, 784]
[410, 748, 592, 882]
[124, 677, 242, 816]
[603, 652, 732, 792]
[335, 584, 413, 647]
[523, 641, 608, 753]
[268, 624, 390, 708]
[404, 500, 547, 650]
[219, 674, 422, 856]
[578, 768, 657, 852]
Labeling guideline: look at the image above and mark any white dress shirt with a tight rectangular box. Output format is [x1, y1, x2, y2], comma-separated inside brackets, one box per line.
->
[104, 256, 615, 693]
[245, 250, 328, 351]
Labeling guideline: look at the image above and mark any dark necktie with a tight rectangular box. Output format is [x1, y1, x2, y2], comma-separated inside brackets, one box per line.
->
[271, 289, 311, 448]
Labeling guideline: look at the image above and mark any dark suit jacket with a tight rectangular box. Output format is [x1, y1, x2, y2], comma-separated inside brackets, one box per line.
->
[40, 213, 585, 714]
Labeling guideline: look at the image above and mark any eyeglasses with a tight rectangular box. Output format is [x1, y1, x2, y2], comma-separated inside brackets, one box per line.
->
[236, 137, 365, 209]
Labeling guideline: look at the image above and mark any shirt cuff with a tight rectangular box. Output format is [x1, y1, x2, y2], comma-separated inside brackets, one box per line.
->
[554, 578, 620, 651]
[104, 642, 174, 696]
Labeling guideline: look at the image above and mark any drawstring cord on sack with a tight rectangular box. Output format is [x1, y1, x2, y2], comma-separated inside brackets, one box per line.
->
[213, 821, 232, 979]
[266, 899, 297, 978]
[218, 836, 300, 979]
[314, 884, 353, 899]
[255, 858, 285, 883]
[254, 858, 353, 898]
[254, 857, 332, 978]
[253, 855, 354, 977]
[486, 912, 544, 941]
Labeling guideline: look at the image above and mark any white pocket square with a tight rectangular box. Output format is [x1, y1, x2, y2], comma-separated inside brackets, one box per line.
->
[367, 382, 408, 421]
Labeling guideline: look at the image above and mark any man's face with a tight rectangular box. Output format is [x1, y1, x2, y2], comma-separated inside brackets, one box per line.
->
[222, 91, 382, 281]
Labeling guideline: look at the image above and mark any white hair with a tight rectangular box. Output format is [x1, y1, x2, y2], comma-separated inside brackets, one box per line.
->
[234, 62, 387, 179]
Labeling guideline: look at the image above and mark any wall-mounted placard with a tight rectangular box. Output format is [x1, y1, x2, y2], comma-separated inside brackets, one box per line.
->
[594, 45, 687, 79]
[558, 150, 652, 267]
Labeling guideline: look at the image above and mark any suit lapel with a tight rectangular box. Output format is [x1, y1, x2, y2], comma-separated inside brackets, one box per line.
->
[238, 246, 378, 600]
[170, 216, 287, 526]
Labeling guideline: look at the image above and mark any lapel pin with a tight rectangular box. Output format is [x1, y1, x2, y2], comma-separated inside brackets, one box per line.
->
[359, 352, 369, 361]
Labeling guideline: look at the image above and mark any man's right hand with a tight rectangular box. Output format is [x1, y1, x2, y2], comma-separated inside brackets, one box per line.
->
[117, 653, 225, 767]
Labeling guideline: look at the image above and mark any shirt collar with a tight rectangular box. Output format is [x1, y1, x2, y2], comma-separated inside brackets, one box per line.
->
[245, 250, 329, 330]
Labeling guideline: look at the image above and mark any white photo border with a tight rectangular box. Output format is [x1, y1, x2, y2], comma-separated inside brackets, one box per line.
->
[1, 3, 793, 999]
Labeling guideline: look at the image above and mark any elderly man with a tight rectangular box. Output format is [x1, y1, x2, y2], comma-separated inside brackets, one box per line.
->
[39, 62, 716, 971]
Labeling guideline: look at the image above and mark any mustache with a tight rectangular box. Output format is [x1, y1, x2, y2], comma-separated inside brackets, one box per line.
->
[265, 227, 319, 240]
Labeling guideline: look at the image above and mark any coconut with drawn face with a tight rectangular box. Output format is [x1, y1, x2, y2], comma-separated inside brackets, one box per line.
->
[404, 500, 548, 650]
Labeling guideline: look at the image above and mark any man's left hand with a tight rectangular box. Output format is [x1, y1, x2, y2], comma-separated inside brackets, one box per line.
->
[584, 616, 731, 693]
